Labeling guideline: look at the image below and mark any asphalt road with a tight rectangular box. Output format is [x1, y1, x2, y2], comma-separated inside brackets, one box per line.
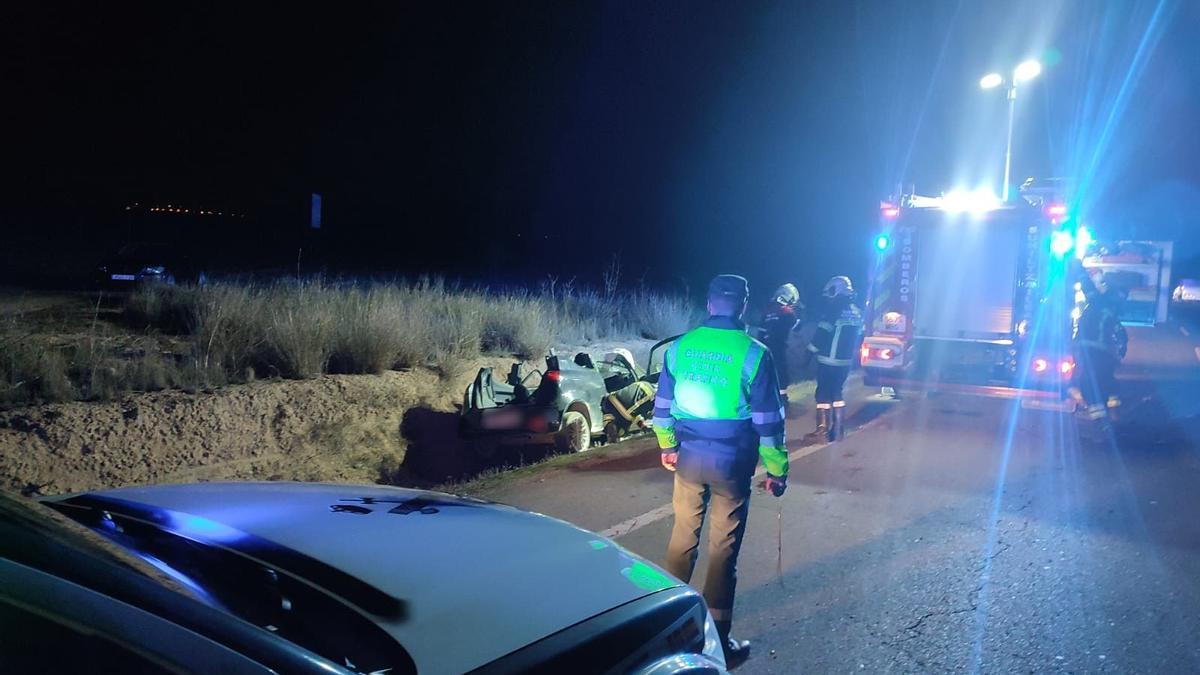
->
[477, 317, 1200, 674]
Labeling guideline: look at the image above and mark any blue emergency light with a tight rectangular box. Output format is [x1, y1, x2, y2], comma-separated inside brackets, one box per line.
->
[1050, 230, 1074, 258]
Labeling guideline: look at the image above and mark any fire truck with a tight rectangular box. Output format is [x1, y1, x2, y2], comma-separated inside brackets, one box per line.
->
[859, 187, 1089, 403]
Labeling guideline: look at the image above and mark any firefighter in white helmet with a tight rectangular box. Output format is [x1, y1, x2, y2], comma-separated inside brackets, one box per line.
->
[758, 283, 803, 406]
[806, 276, 862, 441]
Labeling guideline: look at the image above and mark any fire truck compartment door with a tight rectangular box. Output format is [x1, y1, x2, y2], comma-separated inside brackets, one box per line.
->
[913, 218, 1020, 339]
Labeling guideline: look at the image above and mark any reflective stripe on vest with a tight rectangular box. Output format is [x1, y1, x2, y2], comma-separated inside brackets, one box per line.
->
[668, 327, 764, 421]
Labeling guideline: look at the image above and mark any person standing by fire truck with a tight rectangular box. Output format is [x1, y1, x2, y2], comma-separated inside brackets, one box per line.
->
[759, 283, 803, 406]
[1071, 269, 1124, 422]
[807, 276, 863, 441]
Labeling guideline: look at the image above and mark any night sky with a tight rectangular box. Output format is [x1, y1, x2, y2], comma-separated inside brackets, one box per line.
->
[3, 1, 1197, 297]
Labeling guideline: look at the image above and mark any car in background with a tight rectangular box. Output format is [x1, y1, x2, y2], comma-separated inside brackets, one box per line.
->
[96, 242, 204, 288]
[1, 482, 727, 674]
[1173, 279, 1200, 303]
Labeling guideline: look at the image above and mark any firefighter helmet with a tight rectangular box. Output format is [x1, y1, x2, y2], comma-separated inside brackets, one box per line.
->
[773, 283, 800, 306]
[822, 276, 854, 298]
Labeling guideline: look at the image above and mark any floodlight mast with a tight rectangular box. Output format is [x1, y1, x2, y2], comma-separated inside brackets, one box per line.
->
[979, 60, 1042, 202]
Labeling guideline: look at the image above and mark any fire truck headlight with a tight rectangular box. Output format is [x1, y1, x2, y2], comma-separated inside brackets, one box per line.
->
[1032, 357, 1049, 373]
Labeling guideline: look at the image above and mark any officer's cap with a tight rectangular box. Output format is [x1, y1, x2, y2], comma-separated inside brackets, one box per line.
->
[708, 274, 749, 302]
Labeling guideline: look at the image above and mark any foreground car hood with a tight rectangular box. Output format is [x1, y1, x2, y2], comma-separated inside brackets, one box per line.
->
[62, 482, 679, 673]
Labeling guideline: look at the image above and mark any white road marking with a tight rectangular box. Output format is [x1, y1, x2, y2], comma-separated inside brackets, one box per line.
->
[598, 416, 888, 540]
[1181, 326, 1191, 337]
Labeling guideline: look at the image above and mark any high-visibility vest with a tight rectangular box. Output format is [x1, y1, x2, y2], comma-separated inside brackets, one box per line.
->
[667, 327, 765, 421]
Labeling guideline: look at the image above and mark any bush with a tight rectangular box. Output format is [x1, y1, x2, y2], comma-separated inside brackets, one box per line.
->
[479, 292, 554, 358]
[328, 287, 407, 374]
[0, 338, 74, 406]
[264, 282, 337, 379]
[111, 276, 699, 387]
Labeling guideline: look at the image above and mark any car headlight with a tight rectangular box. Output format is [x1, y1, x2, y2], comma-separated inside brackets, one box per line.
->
[140, 266, 166, 275]
[701, 609, 726, 669]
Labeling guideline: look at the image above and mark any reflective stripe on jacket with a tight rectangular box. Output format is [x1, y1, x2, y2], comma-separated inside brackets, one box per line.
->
[808, 299, 863, 367]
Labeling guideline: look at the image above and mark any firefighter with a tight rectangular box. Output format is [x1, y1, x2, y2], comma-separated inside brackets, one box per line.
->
[807, 275, 863, 441]
[1071, 270, 1123, 422]
[759, 283, 803, 403]
[654, 274, 788, 669]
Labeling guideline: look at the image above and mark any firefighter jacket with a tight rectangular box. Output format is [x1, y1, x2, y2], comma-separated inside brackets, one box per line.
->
[808, 297, 863, 367]
[1074, 293, 1122, 356]
[759, 303, 801, 352]
[651, 316, 788, 482]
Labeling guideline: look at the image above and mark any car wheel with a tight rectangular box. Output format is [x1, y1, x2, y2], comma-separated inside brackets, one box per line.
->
[556, 411, 591, 453]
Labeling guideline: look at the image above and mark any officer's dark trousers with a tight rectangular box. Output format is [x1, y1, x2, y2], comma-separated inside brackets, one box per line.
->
[815, 363, 850, 406]
[665, 473, 751, 634]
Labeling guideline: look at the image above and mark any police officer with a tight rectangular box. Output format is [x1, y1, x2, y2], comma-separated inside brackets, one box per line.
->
[759, 283, 803, 404]
[654, 274, 788, 669]
[807, 276, 863, 441]
[1071, 270, 1124, 422]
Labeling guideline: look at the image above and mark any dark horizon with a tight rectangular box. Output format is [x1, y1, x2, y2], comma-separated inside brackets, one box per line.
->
[3, 1, 1197, 299]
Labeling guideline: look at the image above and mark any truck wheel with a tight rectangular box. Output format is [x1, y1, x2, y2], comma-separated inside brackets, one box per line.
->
[556, 411, 591, 453]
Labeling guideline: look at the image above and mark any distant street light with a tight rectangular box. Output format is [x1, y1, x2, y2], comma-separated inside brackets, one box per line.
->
[979, 59, 1043, 201]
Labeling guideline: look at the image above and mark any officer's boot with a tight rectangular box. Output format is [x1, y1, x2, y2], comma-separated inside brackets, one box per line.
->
[716, 620, 751, 670]
[807, 407, 830, 442]
[830, 405, 846, 442]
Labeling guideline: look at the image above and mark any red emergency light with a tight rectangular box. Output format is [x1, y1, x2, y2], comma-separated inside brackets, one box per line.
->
[1044, 204, 1068, 217]
[1059, 358, 1075, 376]
[881, 203, 900, 219]
[544, 369, 562, 383]
[861, 346, 895, 363]
[1032, 358, 1049, 373]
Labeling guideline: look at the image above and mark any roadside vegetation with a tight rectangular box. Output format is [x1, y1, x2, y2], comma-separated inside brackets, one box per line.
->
[1, 278, 698, 409]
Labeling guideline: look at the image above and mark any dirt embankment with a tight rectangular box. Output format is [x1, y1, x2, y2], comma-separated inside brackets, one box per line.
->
[0, 360, 510, 496]
[0, 339, 662, 496]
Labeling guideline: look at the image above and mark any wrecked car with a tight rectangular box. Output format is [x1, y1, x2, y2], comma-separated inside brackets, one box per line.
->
[460, 338, 678, 456]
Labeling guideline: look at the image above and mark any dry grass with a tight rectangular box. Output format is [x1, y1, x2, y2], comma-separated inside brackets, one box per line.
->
[0, 277, 699, 409]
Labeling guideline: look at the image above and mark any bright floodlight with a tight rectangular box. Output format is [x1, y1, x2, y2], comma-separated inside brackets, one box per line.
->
[1014, 60, 1042, 82]
[942, 187, 1001, 214]
[979, 73, 1004, 89]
